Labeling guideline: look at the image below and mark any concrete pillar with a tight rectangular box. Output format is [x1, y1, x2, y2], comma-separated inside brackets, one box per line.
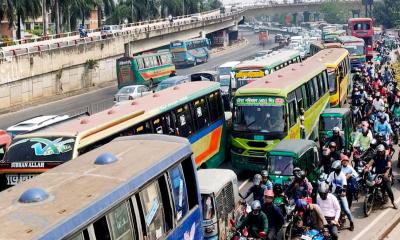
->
[212, 29, 229, 47]
[292, 13, 298, 25]
[314, 12, 320, 22]
[303, 11, 310, 22]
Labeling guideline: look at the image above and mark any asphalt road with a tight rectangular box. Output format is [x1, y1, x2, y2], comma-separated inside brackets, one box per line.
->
[0, 30, 273, 129]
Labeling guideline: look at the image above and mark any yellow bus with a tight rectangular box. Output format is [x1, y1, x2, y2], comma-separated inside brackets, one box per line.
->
[314, 48, 351, 107]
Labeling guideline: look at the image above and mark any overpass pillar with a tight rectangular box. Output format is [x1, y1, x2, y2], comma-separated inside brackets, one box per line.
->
[212, 29, 229, 47]
[303, 11, 310, 23]
[292, 13, 298, 25]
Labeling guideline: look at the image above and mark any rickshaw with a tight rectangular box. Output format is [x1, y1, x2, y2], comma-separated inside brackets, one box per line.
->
[198, 169, 240, 240]
[0, 130, 11, 160]
[267, 139, 321, 187]
[319, 108, 354, 153]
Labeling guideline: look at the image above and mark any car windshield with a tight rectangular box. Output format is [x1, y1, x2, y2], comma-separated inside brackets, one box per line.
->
[218, 67, 231, 76]
[219, 78, 230, 87]
[328, 70, 337, 93]
[201, 194, 216, 220]
[155, 82, 174, 91]
[4, 136, 76, 162]
[233, 96, 286, 134]
[269, 155, 294, 176]
[344, 45, 364, 55]
[320, 116, 342, 131]
[118, 87, 136, 94]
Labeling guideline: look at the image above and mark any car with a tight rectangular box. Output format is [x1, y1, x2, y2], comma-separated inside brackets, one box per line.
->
[191, 13, 203, 22]
[155, 75, 190, 92]
[100, 25, 121, 38]
[6, 115, 70, 138]
[114, 85, 151, 102]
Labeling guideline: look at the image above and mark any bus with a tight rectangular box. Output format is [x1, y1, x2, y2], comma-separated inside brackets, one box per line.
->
[231, 58, 330, 171]
[347, 18, 374, 60]
[217, 61, 241, 94]
[233, 50, 301, 90]
[309, 41, 341, 56]
[0, 82, 227, 188]
[0, 135, 203, 240]
[337, 36, 366, 70]
[116, 50, 176, 89]
[322, 30, 346, 43]
[314, 48, 351, 108]
[170, 38, 210, 67]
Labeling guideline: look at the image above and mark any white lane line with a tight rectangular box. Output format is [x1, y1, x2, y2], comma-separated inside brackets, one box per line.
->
[352, 195, 400, 240]
[239, 178, 250, 190]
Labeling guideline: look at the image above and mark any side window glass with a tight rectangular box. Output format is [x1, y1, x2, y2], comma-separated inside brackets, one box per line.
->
[181, 157, 199, 209]
[108, 201, 135, 240]
[175, 104, 194, 137]
[207, 92, 223, 122]
[306, 81, 315, 105]
[138, 181, 166, 240]
[93, 216, 111, 240]
[168, 165, 189, 222]
[312, 77, 319, 99]
[162, 112, 176, 135]
[68, 231, 90, 240]
[194, 98, 210, 130]
[135, 121, 153, 134]
[288, 100, 297, 127]
[301, 85, 308, 110]
[153, 117, 165, 134]
[295, 87, 303, 112]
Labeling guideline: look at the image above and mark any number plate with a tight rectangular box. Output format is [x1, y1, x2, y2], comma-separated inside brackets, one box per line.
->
[6, 174, 37, 186]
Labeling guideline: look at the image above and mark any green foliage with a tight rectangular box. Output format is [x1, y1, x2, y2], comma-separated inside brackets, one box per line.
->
[320, 0, 351, 24]
[373, 0, 400, 29]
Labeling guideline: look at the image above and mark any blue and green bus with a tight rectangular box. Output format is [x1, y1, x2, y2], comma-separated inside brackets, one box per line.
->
[0, 135, 203, 240]
[170, 38, 210, 67]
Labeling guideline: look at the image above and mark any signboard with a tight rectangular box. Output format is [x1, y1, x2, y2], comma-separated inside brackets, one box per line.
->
[117, 57, 134, 83]
[236, 97, 285, 107]
[235, 70, 265, 79]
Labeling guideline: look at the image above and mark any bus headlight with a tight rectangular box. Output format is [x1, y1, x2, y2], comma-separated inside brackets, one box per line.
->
[231, 146, 245, 154]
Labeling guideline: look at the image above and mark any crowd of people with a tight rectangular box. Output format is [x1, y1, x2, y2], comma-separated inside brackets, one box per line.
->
[232, 35, 399, 240]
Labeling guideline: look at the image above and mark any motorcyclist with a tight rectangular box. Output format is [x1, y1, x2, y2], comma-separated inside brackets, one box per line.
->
[261, 170, 273, 190]
[326, 141, 341, 161]
[341, 155, 359, 208]
[321, 148, 335, 174]
[327, 160, 354, 231]
[261, 190, 284, 240]
[390, 98, 400, 119]
[317, 182, 341, 240]
[294, 198, 330, 237]
[234, 200, 269, 238]
[79, 24, 87, 38]
[285, 168, 313, 201]
[325, 127, 345, 152]
[374, 114, 393, 140]
[353, 127, 373, 151]
[364, 96, 374, 119]
[240, 174, 267, 204]
[384, 65, 394, 85]
[372, 92, 385, 112]
[365, 144, 397, 209]
[352, 87, 363, 106]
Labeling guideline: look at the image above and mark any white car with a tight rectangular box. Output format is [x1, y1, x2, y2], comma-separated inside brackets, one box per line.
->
[191, 13, 203, 22]
[114, 85, 151, 102]
[101, 25, 121, 38]
[6, 115, 70, 138]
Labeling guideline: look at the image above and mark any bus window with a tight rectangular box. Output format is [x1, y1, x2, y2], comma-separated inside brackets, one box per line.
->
[168, 165, 189, 222]
[306, 80, 315, 105]
[135, 121, 152, 134]
[108, 201, 136, 240]
[158, 175, 174, 230]
[138, 181, 166, 240]
[162, 112, 176, 135]
[143, 57, 151, 68]
[68, 230, 90, 240]
[338, 65, 344, 81]
[93, 216, 111, 240]
[181, 157, 199, 209]
[175, 104, 194, 137]
[323, 71, 329, 93]
[288, 100, 297, 127]
[207, 92, 223, 122]
[317, 74, 325, 95]
[136, 58, 145, 70]
[193, 98, 210, 130]
[301, 84, 309, 109]
[312, 77, 320, 99]
[153, 117, 165, 134]
[295, 87, 304, 111]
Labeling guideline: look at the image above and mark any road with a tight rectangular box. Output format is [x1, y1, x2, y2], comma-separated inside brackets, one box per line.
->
[0, 30, 273, 129]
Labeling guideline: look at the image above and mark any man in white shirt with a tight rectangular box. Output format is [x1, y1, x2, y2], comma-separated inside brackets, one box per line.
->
[341, 155, 359, 208]
[317, 182, 340, 240]
[327, 160, 354, 231]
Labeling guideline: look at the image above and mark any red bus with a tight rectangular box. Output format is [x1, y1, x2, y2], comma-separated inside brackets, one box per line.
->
[348, 18, 374, 60]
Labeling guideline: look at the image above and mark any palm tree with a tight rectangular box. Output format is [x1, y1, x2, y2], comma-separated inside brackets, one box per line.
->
[95, 0, 115, 28]
[12, 0, 42, 39]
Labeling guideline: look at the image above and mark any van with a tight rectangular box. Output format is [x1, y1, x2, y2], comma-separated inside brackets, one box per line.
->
[6, 115, 70, 138]
[154, 75, 190, 92]
[191, 13, 203, 22]
[198, 169, 239, 240]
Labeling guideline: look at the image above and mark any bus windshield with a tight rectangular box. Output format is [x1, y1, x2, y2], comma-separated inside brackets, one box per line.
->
[4, 136, 76, 162]
[233, 96, 286, 134]
[269, 155, 294, 176]
[353, 22, 371, 30]
[218, 67, 232, 76]
[344, 45, 364, 56]
[320, 116, 343, 131]
[328, 70, 337, 93]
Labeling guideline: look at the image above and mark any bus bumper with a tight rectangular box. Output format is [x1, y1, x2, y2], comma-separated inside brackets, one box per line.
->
[231, 151, 267, 172]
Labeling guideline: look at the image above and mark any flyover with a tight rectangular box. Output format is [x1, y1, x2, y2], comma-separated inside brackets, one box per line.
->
[0, 0, 363, 111]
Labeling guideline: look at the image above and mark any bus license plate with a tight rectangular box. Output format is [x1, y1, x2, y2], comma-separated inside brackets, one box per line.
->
[6, 174, 37, 185]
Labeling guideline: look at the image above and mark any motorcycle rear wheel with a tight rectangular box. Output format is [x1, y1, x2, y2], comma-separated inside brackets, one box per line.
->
[364, 193, 374, 217]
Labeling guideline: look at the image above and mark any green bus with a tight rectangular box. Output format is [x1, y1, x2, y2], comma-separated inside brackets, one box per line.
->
[322, 30, 346, 43]
[233, 50, 301, 90]
[116, 50, 176, 89]
[231, 57, 330, 172]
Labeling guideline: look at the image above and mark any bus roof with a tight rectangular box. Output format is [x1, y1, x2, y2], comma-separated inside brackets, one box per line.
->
[270, 139, 317, 155]
[337, 36, 364, 43]
[0, 135, 192, 240]
[321, 108, 351, 116]
[234, 50, 300, 70]
[313, 48, 349, 68]
[236, 59, 326, 96]
[134, 50, 171, 59]
[15, 81, 220, 146]
[198, 169, 237, 194]
[348, 18, 372, 22]
[218, 61, 241, 68]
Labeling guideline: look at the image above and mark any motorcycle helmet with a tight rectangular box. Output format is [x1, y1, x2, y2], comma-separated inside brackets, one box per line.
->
[295, 198, 308, 212]
[293, 167, 301, 175]
[328, 142, 337, 149]
[331, 160, 342, 170]
[333, 127, 340, 135]
[367, 95, 373, 101]
[377, 132, 385, 141]
[370, 138, 378, 148]
[318, 182, 330, 200]
[253, 174, 262, 186]
[377, 144, 385, 154]
[295, 170, 306, 181]
[264, 189, 274, 198]
[251, 200, 261, 215]
[261, 170, 269, 178]
[273, 184, 283, 196]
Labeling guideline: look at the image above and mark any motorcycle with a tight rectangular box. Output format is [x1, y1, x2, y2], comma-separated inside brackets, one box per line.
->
[231, 227, 267, 240]
[281, 202, 296, 240]
[364, 172, 388, 217]
[351, 105, 363, 126]
[79, 29, 88, 38]
[300, 229, 331, 240]
[391, 117, 400, 144]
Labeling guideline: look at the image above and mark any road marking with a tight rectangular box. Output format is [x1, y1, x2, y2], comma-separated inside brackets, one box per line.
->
[239, 178, 250, 190]
[352, 194, 400, 240]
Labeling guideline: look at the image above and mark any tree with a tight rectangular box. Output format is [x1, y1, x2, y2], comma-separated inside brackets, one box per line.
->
[373, 0, 400, 29]
[320, 0, 351, 24]
[12, 0, 42, 39]
[0, 0, 13, 29]
[94, 0, 115, 28]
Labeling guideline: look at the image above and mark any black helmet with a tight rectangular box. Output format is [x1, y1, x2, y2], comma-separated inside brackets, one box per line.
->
[273, 184, 283, 195]
[377, 132, 385, 140]
[295, 170, 306, 180]
[329, 142, 337, 148]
